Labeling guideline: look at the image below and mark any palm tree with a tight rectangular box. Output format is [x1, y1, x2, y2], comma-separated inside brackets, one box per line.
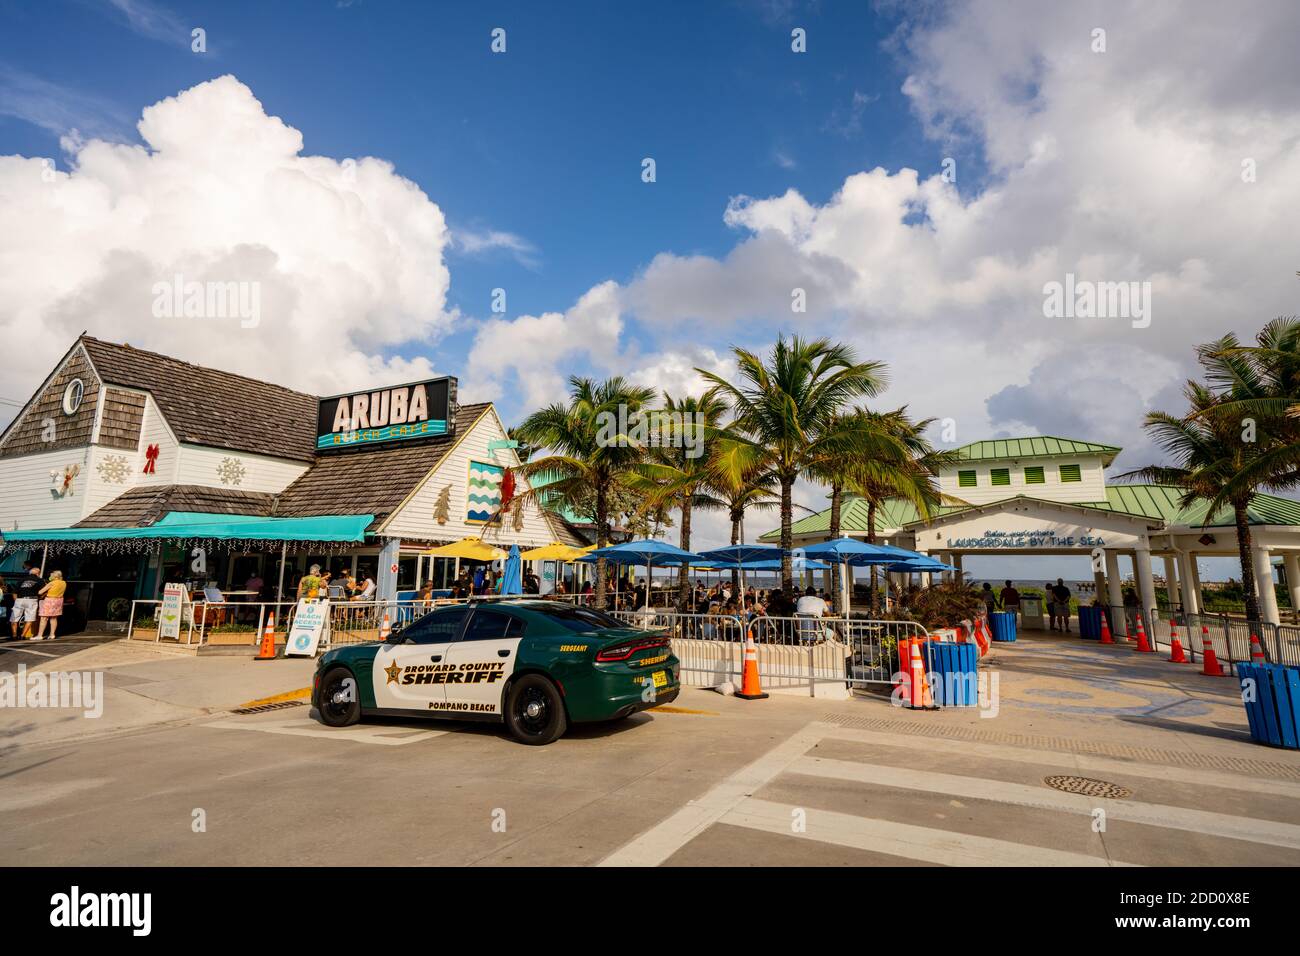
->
[514, 376, 656, 608]
[699, 336, 889, 592]
[631, 392, 729, 608]
[1119, 381, 1267, 622]
[1193, 318, 1300, 501]
[848, 409, 959, 613]
[706, 432, 784, 597]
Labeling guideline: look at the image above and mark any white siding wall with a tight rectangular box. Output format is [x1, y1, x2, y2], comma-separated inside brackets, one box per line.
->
[137, 394, 180, 485]
[939, 456, 1107, 506]
[0, 445, 94, 531]
[383, 409, 558, 548]
[173, 444, 309, 495]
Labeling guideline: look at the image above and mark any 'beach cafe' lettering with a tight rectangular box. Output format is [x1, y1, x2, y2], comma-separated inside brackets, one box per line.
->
[946, 529, 1106, 549]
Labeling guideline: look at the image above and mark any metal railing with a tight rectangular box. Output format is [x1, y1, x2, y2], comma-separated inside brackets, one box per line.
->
[1091, 603, 1300, 672]
[610, 609, 930, 692]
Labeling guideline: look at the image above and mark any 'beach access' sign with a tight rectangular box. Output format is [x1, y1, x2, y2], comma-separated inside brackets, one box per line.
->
[316, 377, 456, 452]
[285, 600, 329, 657]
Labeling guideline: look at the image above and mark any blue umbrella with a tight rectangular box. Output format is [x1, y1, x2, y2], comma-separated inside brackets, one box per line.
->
[797, 537, 902, 616]
[582, 539, 705, 607]
[799, 537, 898, 563]
[498, 544, 523, 595]
[699, 544, 790, 612]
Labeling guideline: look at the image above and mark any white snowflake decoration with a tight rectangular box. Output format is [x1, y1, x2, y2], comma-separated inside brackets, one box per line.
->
[96, 454, 130, 484]
[216, 457, 247, 486]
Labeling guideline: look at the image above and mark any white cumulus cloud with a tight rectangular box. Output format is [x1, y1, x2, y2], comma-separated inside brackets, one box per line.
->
[0, 74, 456, 406]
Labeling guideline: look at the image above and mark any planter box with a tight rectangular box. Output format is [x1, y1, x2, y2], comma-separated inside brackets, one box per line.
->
[1237, 663, 1300, 749]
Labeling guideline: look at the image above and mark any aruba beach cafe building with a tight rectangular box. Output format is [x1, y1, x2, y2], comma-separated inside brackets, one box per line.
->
[763, 436, 1300, 630]
[0, 335, 588, 628]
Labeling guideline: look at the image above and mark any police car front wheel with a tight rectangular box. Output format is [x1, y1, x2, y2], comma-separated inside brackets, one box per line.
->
[318, 666, 361, 727]
[504, 674, 567, 745]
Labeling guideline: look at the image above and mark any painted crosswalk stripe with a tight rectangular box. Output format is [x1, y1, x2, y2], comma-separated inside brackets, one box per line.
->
[789, 756, 1300, 850]
[722, 797, 1132, 867]
[598, 724, 829, 866]
[820, 725, 1300, 799]
[204, 718, 446, 746]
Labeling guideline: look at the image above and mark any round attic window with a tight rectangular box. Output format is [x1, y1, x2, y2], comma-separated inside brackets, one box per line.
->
[62, 378, 84, 416]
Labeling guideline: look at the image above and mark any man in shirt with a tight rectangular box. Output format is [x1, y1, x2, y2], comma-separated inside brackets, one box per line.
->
[11, 562, 43, 639]
[1000, 580, 1021, 616]
[796, 585, 828, 617]
[1051, 578, 1073, 633]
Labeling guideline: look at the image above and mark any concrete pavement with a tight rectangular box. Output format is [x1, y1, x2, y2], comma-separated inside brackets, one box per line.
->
[0, 632, 1297, 866]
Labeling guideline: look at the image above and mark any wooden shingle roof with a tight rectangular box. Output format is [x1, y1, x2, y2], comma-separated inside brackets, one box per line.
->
[272, 403, 492, 527]
[80, 337, 319, 462]
[76, 485, 275, 528]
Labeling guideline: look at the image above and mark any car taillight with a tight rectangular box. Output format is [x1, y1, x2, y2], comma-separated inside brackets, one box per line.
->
[596, 635, 670, 662]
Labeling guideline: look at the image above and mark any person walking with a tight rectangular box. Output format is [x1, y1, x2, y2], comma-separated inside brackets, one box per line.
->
[35, 570, 67, 640]
[12, 561, 43, 640]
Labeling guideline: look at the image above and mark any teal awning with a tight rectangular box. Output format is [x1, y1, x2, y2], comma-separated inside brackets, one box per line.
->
[0, 512, 373, 551]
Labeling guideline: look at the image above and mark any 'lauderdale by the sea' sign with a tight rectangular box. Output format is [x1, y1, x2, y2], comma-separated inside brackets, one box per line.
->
[316, 377, 456, 452]
[946, 529, 1107, 549]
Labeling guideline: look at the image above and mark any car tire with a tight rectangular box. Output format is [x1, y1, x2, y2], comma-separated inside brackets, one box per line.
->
[317, 666, 361, 727]
[504, 674, 567, 745]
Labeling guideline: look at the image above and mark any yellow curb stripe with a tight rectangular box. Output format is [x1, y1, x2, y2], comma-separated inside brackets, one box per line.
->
[235, 687, 311, 710]
[650, 705, 718, 716]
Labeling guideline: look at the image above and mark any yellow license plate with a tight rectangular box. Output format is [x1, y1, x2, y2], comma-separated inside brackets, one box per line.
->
[651, 670, 668, 688]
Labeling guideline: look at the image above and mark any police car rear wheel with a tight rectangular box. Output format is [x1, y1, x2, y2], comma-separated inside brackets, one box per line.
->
[318, 666, 360, 727]
[504, 674, 566, 745]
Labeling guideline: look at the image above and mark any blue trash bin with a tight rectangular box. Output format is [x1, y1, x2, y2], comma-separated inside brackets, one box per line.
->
[1077, 605, 1101, 639]
[1238, 663, 1300, 749]
[989, 611, 1017, 643]
[924, 641, 979, 707]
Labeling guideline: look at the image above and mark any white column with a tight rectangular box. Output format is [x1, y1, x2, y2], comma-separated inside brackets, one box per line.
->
[1177, 551, 1200, 614]
[1103, 550, 1125, 635]
[1135, 546, 1158, 624]
[376, 537, 401, 604]
[1162, 555, 1179, 609]
[1253, 544, 1280, 625]
[1284, 552, 1300, 624]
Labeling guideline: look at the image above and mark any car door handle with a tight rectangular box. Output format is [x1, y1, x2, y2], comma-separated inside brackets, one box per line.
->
[497, 649, 511, 658]
[430, 654, 442, 662]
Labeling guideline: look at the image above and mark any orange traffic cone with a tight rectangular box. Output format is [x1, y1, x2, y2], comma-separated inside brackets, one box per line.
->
[1250, 633, 1266, 664]
[1167, 624, 1189, 663]
[1099, 612, 1115, 645]
[1133, 615, 1153, 652]
[904, 639, 934, 709]
[735, 630, 768, 700]
[379, 612, 392, 642]
[1200, 626, 1226, 677]
[254, 612, 277, 661]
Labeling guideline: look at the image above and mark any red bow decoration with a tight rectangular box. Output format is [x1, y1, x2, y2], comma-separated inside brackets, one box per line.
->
[144, 444, 160, 475]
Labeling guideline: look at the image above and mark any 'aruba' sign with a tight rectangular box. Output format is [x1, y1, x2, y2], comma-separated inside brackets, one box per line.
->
[316, 377, 456, 452]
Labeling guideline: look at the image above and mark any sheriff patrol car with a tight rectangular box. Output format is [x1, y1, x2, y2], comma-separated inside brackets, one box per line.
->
[311, 600, 680, 744]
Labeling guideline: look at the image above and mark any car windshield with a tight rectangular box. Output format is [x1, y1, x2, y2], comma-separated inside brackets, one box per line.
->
[528, 603, 627, 633]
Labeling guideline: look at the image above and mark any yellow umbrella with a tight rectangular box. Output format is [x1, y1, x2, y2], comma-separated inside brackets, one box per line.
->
[520, 542, 589, 561]
[421, 537, 507, 561]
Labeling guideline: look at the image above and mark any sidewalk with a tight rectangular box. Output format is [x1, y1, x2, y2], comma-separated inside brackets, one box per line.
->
[4, 639, 316, 752]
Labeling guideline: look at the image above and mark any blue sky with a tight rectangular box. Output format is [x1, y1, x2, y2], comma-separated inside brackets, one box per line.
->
[1, 0, 952, 402]
[4, 0, 1300, 574]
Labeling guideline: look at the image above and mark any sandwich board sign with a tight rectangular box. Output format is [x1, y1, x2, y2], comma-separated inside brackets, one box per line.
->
[285, 599, 329, 657]
[160, 583, 185, 640]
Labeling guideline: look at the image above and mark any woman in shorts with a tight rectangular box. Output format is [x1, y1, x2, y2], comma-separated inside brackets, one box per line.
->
[35, 570, 67, 640]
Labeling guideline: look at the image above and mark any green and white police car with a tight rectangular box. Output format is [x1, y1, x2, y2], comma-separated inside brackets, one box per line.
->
[311, 600, 680, 745]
